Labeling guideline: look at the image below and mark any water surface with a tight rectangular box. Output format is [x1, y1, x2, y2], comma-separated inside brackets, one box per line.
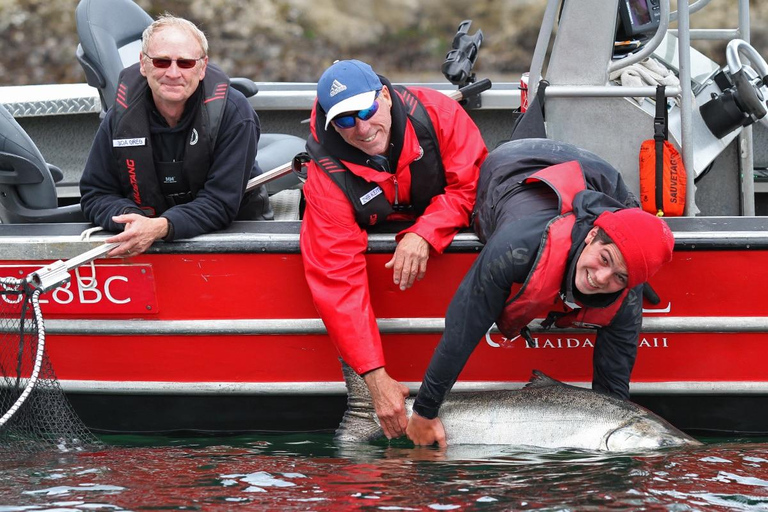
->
[2, 433, 768, 511]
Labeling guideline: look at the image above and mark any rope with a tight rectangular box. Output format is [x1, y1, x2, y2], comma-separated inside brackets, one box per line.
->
[75, 226, 105, 291]
[0, 283, 45, 429]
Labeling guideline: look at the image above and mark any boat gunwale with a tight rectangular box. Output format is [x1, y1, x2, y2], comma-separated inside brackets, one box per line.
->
[0, 216, 767, 261]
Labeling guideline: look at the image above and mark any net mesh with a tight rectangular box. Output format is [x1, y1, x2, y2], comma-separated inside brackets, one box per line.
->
[0, 277, 101, 454]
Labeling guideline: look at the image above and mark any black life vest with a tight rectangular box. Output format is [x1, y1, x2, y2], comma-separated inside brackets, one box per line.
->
[307, 85, 446, 227]
[110, 62, 230, 216]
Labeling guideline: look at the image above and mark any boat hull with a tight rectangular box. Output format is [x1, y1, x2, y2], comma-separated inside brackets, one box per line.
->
[2, 217, 767, 435]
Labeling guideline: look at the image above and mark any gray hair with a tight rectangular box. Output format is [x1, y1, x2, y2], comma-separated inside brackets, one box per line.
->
[141, 14, 208, 57]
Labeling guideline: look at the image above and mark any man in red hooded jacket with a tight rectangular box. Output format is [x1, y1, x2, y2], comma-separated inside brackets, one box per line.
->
[300, 59, 487, 439]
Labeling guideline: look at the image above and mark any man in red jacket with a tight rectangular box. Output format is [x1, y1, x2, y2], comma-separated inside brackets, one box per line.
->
[300, 60, 487, 439]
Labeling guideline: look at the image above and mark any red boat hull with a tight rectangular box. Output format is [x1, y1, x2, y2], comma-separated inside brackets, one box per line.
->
[1, 218, 767, 434]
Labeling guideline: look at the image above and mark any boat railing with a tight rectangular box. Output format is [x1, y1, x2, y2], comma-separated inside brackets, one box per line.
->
[528, 0, 758, 216]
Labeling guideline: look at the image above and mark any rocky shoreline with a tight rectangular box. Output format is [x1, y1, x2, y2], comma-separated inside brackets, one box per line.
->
[1, 0, 766, 86]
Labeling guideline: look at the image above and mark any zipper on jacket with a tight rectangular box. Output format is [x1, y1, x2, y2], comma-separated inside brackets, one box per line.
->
[393, 175, 400, 208]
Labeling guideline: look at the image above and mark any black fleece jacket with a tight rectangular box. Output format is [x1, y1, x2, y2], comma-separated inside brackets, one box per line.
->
[80, 85, 262, 241]
[413, 139, 644, 419]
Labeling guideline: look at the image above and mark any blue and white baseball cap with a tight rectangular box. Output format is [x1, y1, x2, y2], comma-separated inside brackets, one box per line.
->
[317, 59, 382, 129]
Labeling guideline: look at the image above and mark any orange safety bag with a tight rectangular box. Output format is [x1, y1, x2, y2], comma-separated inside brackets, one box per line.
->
[639, 85, 686, 217]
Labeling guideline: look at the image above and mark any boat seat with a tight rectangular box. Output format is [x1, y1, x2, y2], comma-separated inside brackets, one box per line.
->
[75, 0, 305, 196]
[0, 104, 85, 223]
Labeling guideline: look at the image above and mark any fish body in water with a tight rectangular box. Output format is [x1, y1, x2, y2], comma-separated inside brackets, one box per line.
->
[336, 365, 702, 452]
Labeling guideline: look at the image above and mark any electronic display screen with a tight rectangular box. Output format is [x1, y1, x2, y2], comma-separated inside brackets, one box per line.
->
[617, 0, 661, 38]
[629, 0, 651, 26]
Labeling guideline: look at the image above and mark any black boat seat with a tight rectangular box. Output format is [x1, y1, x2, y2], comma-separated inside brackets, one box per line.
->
[0, 104, 84, 223]
[75, 0, 305, 195]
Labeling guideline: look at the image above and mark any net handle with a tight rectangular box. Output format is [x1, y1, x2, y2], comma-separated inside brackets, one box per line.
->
[1, 241, 116, 433]
[27, 243, 118, 293]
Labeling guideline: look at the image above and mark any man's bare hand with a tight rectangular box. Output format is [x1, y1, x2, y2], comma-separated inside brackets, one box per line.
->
[363, 367, 410, 439]
[107, 214, 169, 257]
[385, 233, 429, 291]
[406, 410, 447, 447]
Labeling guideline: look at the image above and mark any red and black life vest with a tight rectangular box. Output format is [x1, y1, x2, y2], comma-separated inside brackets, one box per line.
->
[496, 160, 628, 339]
[110, 63, 230, 216]
[307, 85, 446, 227]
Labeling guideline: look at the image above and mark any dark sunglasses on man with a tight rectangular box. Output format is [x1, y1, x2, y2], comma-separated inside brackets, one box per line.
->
[331, 91, 382, 129]
[143, 53, 203, 69]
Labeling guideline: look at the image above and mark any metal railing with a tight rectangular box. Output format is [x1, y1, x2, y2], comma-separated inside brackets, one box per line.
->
[528, 0, 754, 216]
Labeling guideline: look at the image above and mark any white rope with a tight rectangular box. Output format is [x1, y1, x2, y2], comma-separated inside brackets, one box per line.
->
[0, 282, 46, 429]
[75, 227, 105, 291]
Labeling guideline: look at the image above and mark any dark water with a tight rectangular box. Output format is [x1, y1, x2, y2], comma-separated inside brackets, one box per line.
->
[2, 433, 768, 511]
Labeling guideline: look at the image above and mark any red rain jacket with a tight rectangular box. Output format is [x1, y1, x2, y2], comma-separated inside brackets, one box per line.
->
[300, 85, 487, 375]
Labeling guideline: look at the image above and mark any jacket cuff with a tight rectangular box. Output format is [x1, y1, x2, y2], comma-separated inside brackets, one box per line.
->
[161, 217, 175, 242]
[121, 206, 146, 216]
[412, 394, 441, 420]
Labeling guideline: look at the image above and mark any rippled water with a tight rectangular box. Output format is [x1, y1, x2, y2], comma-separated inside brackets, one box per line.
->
[2, 434, 768, 511]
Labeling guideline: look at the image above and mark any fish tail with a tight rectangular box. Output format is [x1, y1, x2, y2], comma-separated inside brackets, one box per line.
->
[334, 360, 384, 443]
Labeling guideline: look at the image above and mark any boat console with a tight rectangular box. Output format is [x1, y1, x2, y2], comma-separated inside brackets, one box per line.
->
[532, 0, 768, 216]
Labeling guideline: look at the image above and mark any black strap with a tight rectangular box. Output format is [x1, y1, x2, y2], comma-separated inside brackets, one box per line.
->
[393, 85, 441, 159]
[540, 310, 568, 330]
[520, 326, 536, 348]
[509, 80, 549, 141]
[292, 152, 310, 182]
[654, 85, 667, 215]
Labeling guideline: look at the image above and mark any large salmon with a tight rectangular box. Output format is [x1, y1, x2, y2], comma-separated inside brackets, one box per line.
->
[335, 365, 702, 451]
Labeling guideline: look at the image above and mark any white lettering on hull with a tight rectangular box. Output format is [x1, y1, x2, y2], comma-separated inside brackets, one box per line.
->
[485, 330, 669, 349]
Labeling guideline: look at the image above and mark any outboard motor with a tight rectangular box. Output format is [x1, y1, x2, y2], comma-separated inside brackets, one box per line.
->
[700, 39, 768, 139]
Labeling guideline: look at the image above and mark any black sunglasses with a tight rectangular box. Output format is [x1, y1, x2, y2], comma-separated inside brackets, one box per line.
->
[143, 53, 203, 69]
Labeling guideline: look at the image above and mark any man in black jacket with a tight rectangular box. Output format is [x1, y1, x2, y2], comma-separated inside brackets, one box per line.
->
[80, 15, 271, 257]
[407, 138, 675, 446]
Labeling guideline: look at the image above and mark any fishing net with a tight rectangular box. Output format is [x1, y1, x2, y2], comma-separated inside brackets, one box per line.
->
[0, 276, 101, 454]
